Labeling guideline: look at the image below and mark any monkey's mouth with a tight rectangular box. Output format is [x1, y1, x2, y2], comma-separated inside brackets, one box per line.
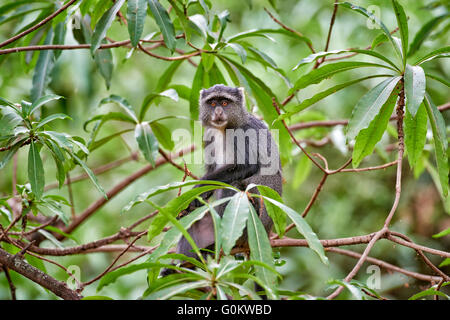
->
[211, 120, 228, 128]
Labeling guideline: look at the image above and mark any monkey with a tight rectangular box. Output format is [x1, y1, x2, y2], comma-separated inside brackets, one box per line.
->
[174, 84, 283, 260]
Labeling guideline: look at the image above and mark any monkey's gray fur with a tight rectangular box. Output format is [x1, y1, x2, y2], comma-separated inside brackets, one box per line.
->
[177, 84, 282, 258]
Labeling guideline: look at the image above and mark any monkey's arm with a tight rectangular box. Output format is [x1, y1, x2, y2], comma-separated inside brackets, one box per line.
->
[183, 163, 260, 212]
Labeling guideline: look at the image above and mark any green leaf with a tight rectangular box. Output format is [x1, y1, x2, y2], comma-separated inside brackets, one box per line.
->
[340, 2, 402, 61]
[155, 60, 184, 92]
[88, 129, 133, 151]
[189, 61, 205, 123]
[432, 227, 450, 239]
[392, 0, 408, 66]
[328, 279, 363, 300]
[292, 153, 312, 189]
[97, 262, 168, 292]
[404, 65, 426, 116]
[280, 74, 390, 120]
[255, 185, 286, 238]
[221, 192, 251, 255]
[29, 94, 63, 116]
[135, 122, 159, 167]
[247, 205, 278, 299]
[35, 113, 71, 129]
[43, 138, 66, 188]
[261, 196, 328, 265]
[188, 14, 209, 39]
[0, 105, 23, 136]
[28, 140, 45, 200]
[148, 0, 176, 52]
[426, 73, 449, 87]
[149, 122, 174, 150]
[70, 152, 107, 199]
[146, 185, 226, 242]
[139, 89, 179, 122]
[145, 280, 209, 300]
[292, 61, 395, 93]
[91, 0, 126, 54]
[409, 14, 449, 57]
[228, 28, 313, 49]
[352, 91, 397, 168]
[414, 46, 450, 65]
[404, 104, 427, 169]
[31, 28, 55, 103]
[409, 288, 449, 300]
[371, 33, 388, 49]
[226, 43, 247, 64]
[293, 49, 399, 72]
[423, 94, 448, 196]
[94, 40, 114, 89]
[0, 139, 25, 170]
[149, 205, 212, 260]
[127, 0, 147, 47]
[99, 95, 138, 123]
[122, 180, 235, 213]
[84, 112, 136, 132]
[346, 76, 401, 141]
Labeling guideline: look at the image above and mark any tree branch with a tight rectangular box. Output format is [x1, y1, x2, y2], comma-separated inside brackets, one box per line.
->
[0, 247, 81, 300]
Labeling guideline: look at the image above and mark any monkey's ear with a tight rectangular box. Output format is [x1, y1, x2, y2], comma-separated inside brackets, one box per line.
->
[238, 87, 245, 98]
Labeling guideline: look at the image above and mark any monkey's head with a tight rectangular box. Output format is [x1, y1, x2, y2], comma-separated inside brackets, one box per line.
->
[199, 84, 248, 129]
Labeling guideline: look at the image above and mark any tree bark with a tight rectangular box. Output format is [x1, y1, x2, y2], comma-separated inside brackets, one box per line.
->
[0, 248, 82, 300]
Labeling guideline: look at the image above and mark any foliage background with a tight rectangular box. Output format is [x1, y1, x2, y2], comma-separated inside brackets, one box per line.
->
[0, 0, 448, 299]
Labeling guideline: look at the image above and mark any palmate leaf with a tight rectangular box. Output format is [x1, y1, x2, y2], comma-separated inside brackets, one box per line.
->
[346, 76, 401, 141]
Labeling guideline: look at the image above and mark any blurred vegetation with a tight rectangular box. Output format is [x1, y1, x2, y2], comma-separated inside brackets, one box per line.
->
[0, 0, 449, 300]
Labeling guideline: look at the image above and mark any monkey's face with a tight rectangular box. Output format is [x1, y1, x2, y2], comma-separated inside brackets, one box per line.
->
[200, 85, 247, 129]
[205, 98, 230, 129]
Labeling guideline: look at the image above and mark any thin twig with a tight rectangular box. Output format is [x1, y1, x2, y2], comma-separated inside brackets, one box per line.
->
[0, 0, 78, 49]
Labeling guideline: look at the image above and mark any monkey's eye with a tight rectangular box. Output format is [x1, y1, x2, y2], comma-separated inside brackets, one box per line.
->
[221, 100, 228, 106]
[211, 101, 216, 107]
